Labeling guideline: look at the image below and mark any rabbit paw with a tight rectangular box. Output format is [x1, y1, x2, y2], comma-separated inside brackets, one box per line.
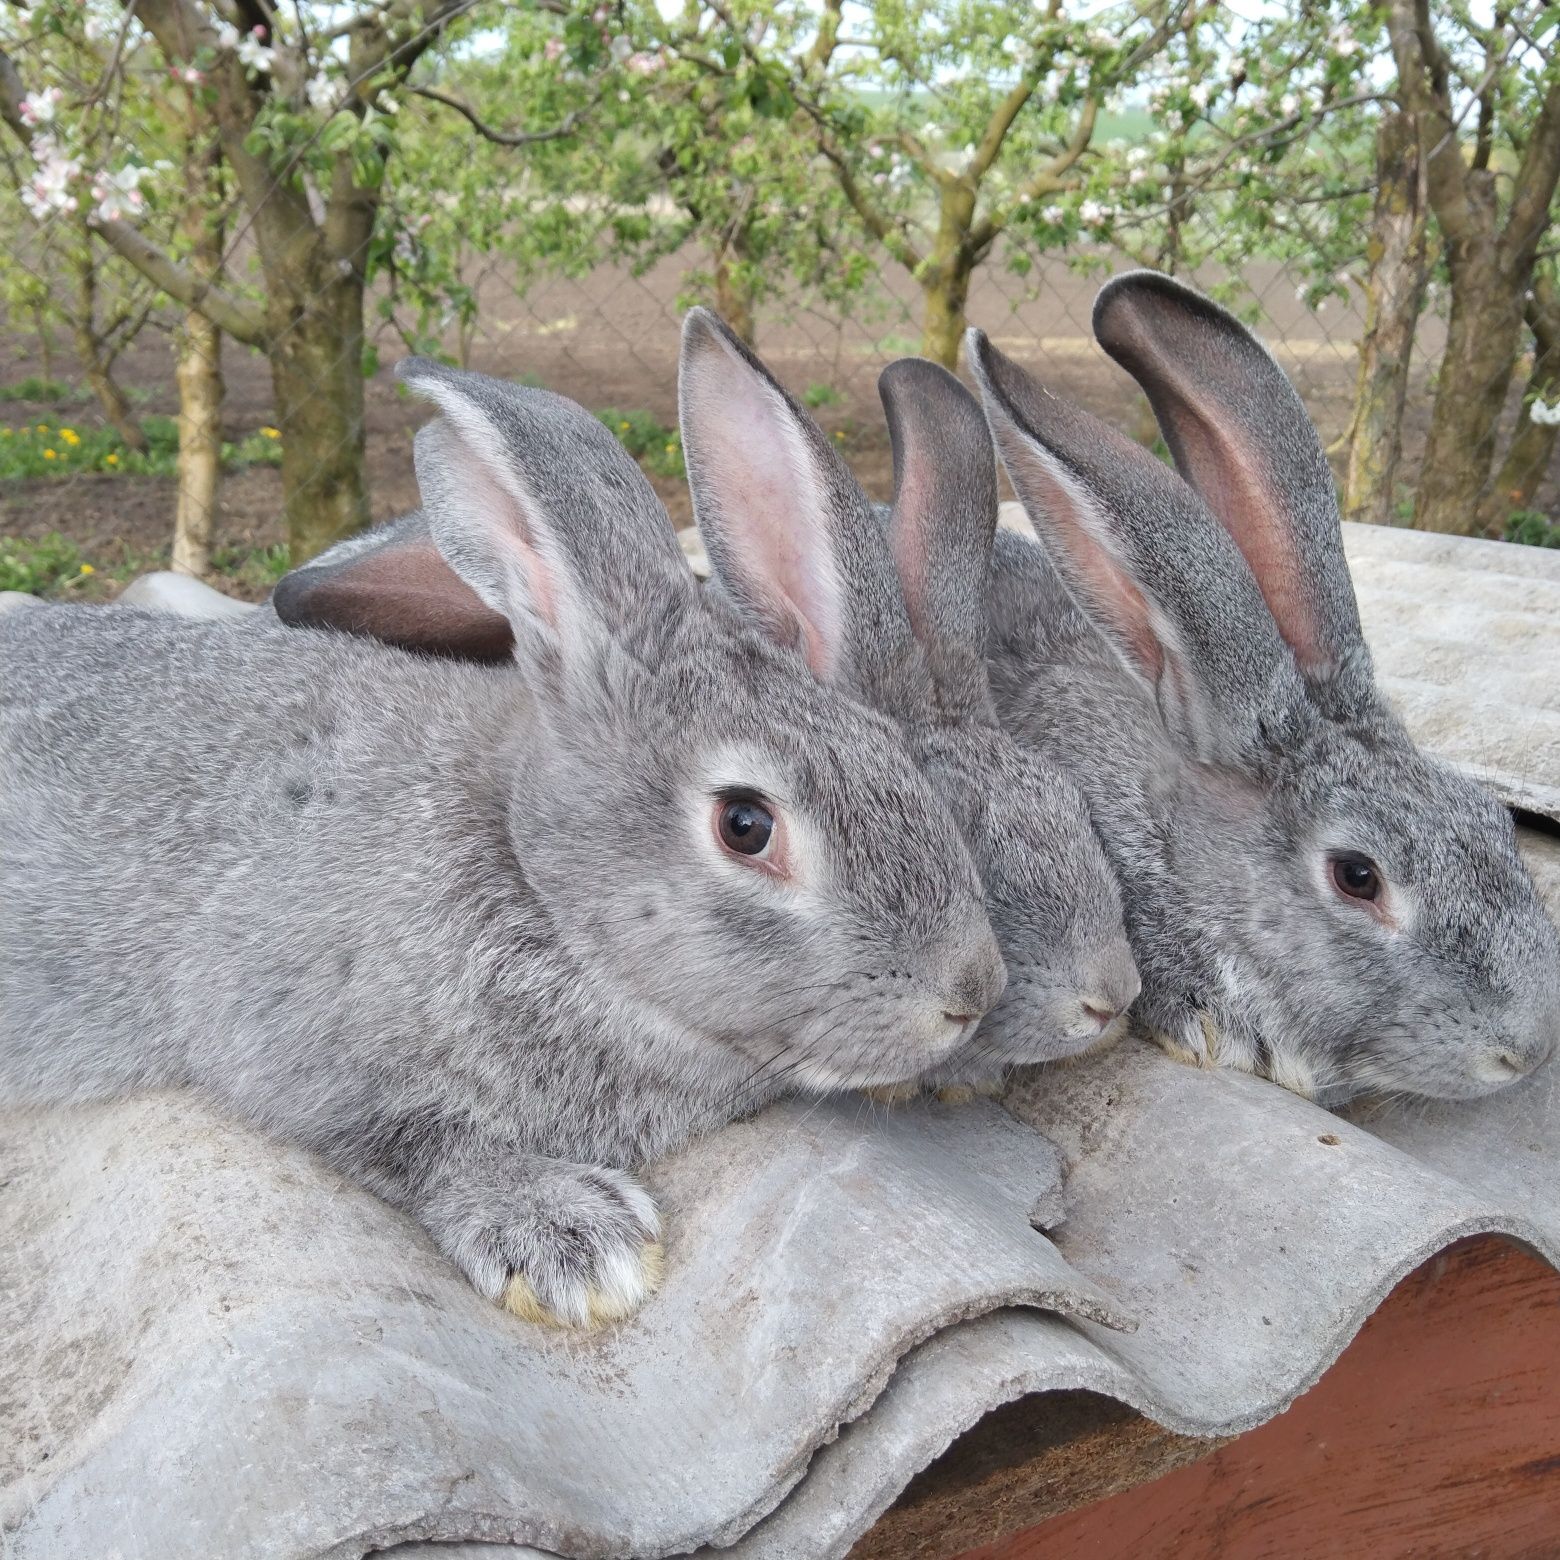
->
[1150, 1010, 1221, 1070]
[861, 1082, 923, 1105]
[934, 1078, 1005, 1104]
[440, 1162, 663, 1329]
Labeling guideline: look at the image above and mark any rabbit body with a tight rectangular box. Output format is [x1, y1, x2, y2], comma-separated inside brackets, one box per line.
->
[0, 358, 1006, 1325]
[972, 275, 1560, 1104]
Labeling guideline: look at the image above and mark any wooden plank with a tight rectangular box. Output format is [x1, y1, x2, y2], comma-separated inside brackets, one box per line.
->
[936, 1236, 1560, 1560]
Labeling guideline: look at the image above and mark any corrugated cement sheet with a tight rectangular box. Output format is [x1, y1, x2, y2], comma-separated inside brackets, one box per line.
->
[2, 524, 1559, 1560]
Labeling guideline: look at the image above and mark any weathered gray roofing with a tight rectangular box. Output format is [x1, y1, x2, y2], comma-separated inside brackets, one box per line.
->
[2, 523, 1558, 1560]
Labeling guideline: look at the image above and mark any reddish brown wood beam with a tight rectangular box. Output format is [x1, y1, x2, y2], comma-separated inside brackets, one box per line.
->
[856, 1236, 1560, 1559]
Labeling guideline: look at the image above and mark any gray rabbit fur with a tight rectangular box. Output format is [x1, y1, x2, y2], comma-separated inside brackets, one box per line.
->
[268, 314, 1139, 1083]
[0, 357, 1008, 1326]
[970, 271, 1560, 1104]
[675, 311, 1138, 1080]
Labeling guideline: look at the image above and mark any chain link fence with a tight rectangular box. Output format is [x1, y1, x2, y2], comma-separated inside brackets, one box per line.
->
[0, 198, 1425, 595]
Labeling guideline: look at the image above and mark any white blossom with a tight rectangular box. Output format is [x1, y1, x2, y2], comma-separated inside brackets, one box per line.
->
[21, 136, 81, 219]
[90, 162, 153, 224]
[18, 88, 63, 128]
[216, 21, 241, 49]
[1080, 198, 1109, 226]
[1330, 25, 1359, 58]
[305, 72, 337, 111]
[1529, 399, 1560, 427]
[1189, 80, 1212, 109]
[236, 27, 276, 74]
[1040, 203, 1064, 223]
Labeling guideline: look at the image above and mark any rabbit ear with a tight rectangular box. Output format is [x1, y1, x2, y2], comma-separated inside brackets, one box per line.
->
[1093, 272, 1367, 693]
[678, 308, 922, 702]
[271, 510, 515, 661]
[396, 358, 697, 688]
[878, 358, 999, 724]
[967, 329, 1309, 767]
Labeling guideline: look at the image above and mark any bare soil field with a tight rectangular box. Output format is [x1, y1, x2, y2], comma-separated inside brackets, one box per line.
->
[0, 246, 1512, 597]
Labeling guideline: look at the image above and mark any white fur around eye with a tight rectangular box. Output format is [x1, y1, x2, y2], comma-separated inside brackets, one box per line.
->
[1313, 846, 1410, 933]
[692, 747, 829, 905]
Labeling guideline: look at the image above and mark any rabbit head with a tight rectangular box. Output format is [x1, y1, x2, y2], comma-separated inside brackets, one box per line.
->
[677, 310, 1137, 1073]
[275, 357, 1007, 1092]
[969, 272, 1560, 1104]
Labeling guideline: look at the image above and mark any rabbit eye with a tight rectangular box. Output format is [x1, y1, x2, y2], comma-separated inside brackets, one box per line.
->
[1329, 852, 1381, 904]
[715, 794, 775, 859]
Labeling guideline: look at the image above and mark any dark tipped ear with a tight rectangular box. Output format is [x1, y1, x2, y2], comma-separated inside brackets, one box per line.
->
[967, 328, 1309, 767]
[1093, 272, 1367, 695]
[679, 308, 922, 703]
[879, 358, 999, 724]
[271, 510, 515, 662]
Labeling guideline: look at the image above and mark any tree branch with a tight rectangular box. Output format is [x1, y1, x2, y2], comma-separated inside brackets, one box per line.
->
[698, 0, 923, 270]
[90, 218, 268, 345]
[1388, 0, 1478, 251]
[1500, 65, 1560, 276]
[968, 95, 1098, 253]
[410, 84, 593, 146]
[967, 67, 1043, 184]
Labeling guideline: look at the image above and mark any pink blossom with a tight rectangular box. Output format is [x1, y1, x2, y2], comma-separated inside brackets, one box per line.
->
[18, 88, 63, 128]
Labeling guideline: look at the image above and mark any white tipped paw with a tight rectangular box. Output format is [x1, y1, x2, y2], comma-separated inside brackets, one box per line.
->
[1150, 1010, 1221, 1070]
[457, 1165, 663, 1329]
[861, 1082, 922, 1105]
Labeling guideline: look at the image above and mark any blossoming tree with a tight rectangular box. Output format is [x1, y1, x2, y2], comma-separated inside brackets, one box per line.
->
[1, 0, 601, 562]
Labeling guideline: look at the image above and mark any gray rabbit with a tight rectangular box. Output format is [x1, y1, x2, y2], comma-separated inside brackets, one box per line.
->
[675, 311, 1139, 1084]
[269, 315, 1139, 1086]
[969, 271, 1560, 1104]
[0, 358, 1008, 1326]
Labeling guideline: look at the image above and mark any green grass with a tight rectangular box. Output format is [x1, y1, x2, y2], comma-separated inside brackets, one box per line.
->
[0, 414, 283, 481]
[0, 376, 77, 404]
[597, 406, 685, 479]
[0, 532, 92, 594]
[803, 382, 844, 410]
[1505, 509, 1560, 548]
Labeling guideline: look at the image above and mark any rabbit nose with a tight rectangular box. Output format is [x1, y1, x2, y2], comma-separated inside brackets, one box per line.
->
[1077, 943, 1141, 1029]
[1498, 1031, 1556, 1079]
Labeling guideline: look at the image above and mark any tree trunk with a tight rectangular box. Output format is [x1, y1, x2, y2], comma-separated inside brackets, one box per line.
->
[172, 133, 224, 578]
[71, 249, 148, 453]
[268, 267, 369, 562]
[1477, 275, 1560, 531]
[173, 313, 222, 575]
[1411, 172, 1524, 535]
[920, 185, 976, 369]
[713, 234, 757, 346]
[1343, 111, 1428, 526]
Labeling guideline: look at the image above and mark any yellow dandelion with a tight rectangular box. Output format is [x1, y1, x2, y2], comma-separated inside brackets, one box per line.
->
[43, 448, 57, 460]
[79, 563, 94, 575]
[60, 428, 80, 446]
[36, 424, 49, 434]
[1, 428, 10, 437]
[105, 452, 119, 466]
[260, 426, 281, 439]
[619, 420, 631, 431]
[833, 429, 846, 441]
[665, 442, 676, 453]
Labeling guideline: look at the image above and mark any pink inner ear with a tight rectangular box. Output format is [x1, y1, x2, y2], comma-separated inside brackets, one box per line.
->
[1004, 437, 1164, 685]
[1158, 403, 1328, 674]
[688, 349, 841, 679]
